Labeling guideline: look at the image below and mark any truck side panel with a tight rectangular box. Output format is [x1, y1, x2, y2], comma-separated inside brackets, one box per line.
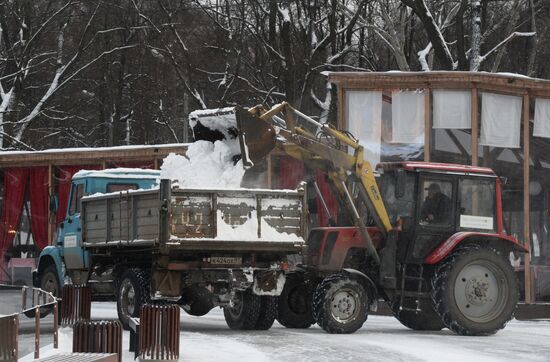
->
[82, 190, 159, 246]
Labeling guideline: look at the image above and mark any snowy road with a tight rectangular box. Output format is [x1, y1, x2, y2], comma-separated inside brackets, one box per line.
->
[21, 301, 550, 362]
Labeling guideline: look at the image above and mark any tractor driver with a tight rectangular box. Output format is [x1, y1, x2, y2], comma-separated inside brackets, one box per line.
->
[420, 183, 451, 224]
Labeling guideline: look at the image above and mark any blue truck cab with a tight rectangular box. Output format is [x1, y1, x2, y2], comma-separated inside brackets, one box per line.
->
[34, 168, 160, 297]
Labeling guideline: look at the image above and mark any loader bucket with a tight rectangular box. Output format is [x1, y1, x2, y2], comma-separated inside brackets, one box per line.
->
[235, 107, 276, 167]
[190, 106, 276, 168]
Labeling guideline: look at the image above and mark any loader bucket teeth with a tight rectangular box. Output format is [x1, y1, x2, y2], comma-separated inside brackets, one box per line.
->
[235, 107, 276, 168]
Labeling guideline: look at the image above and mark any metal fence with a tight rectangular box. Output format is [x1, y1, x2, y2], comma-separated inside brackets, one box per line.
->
[0, 284, 58, 361]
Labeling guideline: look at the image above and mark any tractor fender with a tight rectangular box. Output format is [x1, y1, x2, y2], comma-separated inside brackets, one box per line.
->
[341, 268, 378, 312]
[424, 231, 528, 265]
[34, 246, 65, 287]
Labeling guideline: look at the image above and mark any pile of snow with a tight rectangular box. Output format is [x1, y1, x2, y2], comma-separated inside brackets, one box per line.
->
[161, 108, 246, 189]
[215, 210, 300, 242]
[161, 140, 245, 189]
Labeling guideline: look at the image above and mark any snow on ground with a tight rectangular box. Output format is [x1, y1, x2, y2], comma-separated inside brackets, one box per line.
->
[20, 302, 550, 362]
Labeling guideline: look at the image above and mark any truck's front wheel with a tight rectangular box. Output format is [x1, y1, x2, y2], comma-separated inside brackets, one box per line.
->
[431, 244, 518, 336]
[223, 290, 261, 330]
[26, 265, 61, 318]
[116, 268, 150, 330]
[313, 274, 369, 334]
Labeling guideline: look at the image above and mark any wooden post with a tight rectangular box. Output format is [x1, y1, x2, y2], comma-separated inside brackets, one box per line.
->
[471, 87, 479, 166]
[154, 158, 159, 170]
[34, 305, 40, 359]
[523, 93, 533, 304]
[424, 89, 431, 162]
[338, 87, 345, 130]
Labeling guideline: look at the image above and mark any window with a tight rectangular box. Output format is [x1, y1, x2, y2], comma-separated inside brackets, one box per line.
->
[69, 184, 84, 215]
[107, 183, 138, 193]
[419, 179, 453, 226]
[458, 179, 495, 231]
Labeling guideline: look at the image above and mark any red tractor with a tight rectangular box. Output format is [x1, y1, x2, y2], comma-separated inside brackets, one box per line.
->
[277, 161, 526, 336]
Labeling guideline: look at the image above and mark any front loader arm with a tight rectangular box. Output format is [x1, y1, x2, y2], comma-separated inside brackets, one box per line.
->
[243, 102, 394, 263]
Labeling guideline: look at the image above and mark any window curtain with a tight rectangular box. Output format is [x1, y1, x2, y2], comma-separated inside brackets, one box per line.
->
[0, 168, 29, 281]
[315, 171, 339, 227]
[56, 165, 101, 224]
[29, 168, 49, 250]
[534, 98, 550, 138]
[479, 93, 522, 148]
[433, 90, 471, 129]
[391, 90, 425, 144]
[345, 91, 382, 166]
[278, 157, 304, 189]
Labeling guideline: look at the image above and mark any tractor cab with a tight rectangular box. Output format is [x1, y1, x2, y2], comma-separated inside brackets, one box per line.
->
[377, 162, 502, 264]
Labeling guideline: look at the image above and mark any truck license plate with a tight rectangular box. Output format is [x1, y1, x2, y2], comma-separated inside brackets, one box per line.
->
[210, 256, 242, 265]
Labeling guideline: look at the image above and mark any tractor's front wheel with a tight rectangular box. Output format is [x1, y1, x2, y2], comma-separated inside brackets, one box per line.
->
[431, 244, 518, 336]
[313, 274, 369, 334]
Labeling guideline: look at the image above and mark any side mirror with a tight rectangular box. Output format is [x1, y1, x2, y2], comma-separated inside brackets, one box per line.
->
[395, 169, 406, 198]
[49, 195, 58, 214]
[59, 222, 64, 229]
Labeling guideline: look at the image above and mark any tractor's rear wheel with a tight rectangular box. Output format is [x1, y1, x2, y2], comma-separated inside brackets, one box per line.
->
[277, 275, 314, 329]
[390, 296, 444, 331]
[223, 290, 261, 330]
[431, 244, 518, 336]
[313, 274, 369, 334]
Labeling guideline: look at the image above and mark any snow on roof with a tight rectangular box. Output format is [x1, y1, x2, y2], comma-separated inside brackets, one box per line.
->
[73, 167, 161, 180]
[0, 143, 189, 156]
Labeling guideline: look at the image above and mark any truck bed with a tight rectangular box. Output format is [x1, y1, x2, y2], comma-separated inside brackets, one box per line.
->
[81, 183, 307, 253]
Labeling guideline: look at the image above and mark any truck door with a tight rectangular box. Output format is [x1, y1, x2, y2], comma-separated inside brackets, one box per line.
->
[61, 181, 87, 269]
[408, 175, 456, 262]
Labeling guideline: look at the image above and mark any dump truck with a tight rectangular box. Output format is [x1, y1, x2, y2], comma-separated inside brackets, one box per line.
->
[193, 102, 527, 336]
[34, 168, 307, 329]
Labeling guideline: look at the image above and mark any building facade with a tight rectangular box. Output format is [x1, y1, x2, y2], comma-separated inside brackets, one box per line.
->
[329, 71, 550, 303]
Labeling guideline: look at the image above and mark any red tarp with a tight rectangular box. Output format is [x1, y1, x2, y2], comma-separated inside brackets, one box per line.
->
[29, 167, 49, 250]
[0, 168, 29, 281]
[278, 157, 304, 189]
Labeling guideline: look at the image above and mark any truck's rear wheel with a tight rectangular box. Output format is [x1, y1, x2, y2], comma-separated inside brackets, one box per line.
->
[277, 275, 314, 329]
[223, 290, 261, 330]
[254, 296, 277, 330]
[116, 268, 150, 330]
[431, 244, 518, 336]
[313, 274, 369, 334]
[26, 265, 60, 318]
[390, 296, 444, 331]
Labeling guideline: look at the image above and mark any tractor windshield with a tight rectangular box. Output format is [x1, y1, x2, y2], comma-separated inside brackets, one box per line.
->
[379, 171, 416, 223]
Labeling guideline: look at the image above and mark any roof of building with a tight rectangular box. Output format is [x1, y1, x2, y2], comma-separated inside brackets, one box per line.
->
[377, 161, 496, 175]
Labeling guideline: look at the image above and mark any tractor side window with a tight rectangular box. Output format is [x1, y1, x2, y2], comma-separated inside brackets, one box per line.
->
[69, 184, 84, 215]
[458, 179, 495, 231]
[380, 172, 415, 223]
[419, 180, 452, 226]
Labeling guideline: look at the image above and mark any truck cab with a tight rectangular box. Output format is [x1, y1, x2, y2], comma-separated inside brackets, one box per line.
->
[34, 169, 160, 298]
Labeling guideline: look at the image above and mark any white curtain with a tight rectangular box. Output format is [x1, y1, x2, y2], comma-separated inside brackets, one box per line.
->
[345, 91, 382, 166]
[433, 90, 471, 129]
[534, 98, 550, 138]
[479, 93, 522, 148]
[391, 90, 425, 144]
